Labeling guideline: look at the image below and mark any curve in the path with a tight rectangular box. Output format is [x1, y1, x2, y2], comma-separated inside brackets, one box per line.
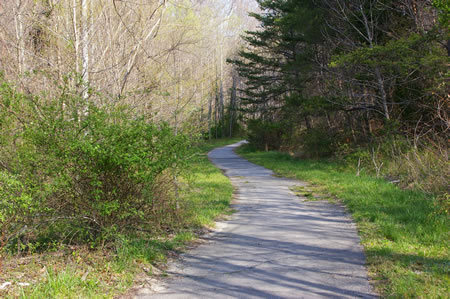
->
[140, 141, 376, 298]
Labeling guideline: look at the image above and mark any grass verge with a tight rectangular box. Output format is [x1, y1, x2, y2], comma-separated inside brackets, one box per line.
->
[236, 145, 449, 298]
[179, 138, 242, 228]
[0, 138, 239, 298]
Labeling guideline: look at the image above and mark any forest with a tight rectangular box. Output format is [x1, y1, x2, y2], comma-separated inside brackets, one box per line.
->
[231, 0, 449, 194]
[0, 0, 448, 297]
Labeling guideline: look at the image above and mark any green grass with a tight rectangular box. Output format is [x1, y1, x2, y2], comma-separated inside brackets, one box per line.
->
[180, 138, 241, 227]
[23, 268, 103, 299]
[14, 235, 196, 299]
[236, 146, 449, 298]
[106, 137, 241, 275]
[3, 138, 238, 298]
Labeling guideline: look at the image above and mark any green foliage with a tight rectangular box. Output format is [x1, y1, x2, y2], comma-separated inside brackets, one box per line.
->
[433, 0, 450, 26]
[298, 127, 336, 158]
[3, 138, 237, 298]
[0, 79, 192, 251]
[233, 0, 448, 197]
[331, 29, 448, 125]
[0, 172, 34, 250]
[247, 119, 285, 151]
[331, 34, 425, 71]
[207, 119, 243, 140]
[229, 0, 323, 119]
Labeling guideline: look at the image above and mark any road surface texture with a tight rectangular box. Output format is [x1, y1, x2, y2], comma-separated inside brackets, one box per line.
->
[136, 141, 375, 298]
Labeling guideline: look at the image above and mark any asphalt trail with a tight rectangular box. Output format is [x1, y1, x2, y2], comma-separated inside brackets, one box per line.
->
[137, 141, 376, 298]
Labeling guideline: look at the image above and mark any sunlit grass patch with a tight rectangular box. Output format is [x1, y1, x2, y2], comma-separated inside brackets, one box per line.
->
[22, 267, 104, 299]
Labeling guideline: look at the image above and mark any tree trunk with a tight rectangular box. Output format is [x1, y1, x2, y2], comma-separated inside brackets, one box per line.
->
[72, 0, 80, 77]
[229, 73, 237, 137]
[219, 80, 224, 136]
[304, 116, 311, 130]
[81, 0, 89, 101]
[359, 2, 390, 121]
[14, 0, 25, 75]
[208, 95, 212, 140]
[347, 114, 357, 143]
[326, 112, 332, 130]
[375, 66, 390, 120]
[215, 92, 218, 139]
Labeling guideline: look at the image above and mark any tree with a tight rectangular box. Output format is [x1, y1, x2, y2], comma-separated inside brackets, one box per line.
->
[231, 0, 448, 152]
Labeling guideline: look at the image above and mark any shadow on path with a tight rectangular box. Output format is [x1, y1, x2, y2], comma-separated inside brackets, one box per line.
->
[137, 141, 376, 299]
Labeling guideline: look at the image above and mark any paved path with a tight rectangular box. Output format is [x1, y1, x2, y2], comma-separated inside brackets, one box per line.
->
[138, 141, 375, 298]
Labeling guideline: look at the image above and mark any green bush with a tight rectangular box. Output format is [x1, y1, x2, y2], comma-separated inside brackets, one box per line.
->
[247, 119, 285, 151]
[0, 171, 34, 253]
[298, 127, 337, 158]
[0, 79, 191, 251]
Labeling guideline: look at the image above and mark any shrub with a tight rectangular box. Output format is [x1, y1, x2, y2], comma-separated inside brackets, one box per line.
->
[0, 171, 34, 254]
[297, 127, 337, 158]
[247, 119, 285, 151]
[0, 79, 192, 252]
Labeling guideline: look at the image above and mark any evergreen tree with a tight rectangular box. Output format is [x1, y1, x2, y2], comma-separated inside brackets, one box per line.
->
[230, 0, 323, 121]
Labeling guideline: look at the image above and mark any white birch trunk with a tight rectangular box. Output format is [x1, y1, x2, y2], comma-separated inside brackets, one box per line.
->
[14, 0, 25, 74]
[81, 0, 89, 101]
[73, 0, 80, 74]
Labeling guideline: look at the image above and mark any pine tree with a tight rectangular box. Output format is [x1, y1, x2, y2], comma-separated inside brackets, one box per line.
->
[229, 0, 323, 121]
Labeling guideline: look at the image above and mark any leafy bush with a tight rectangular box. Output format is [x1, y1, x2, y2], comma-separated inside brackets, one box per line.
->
[297, 127, 337, 158]
[0, 171, 34, 253]
[247, 119, 285, 151]
[0, 79, 191, 251]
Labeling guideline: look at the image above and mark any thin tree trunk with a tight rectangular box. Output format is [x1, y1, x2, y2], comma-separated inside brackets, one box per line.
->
[215, 92, 218, 139]
[81, 0, 89, 101]
[73, 0, 80, 75]
[347, 114, 357, 143]
[359, 3, 390, 121]
[219, 21, 225, 134]
[14, 0, 25, 74]
[208, 95, 212, 140]
[229, 73, 237, 137]
[118, 1, 166, 97]
[326, 112, 332, 130]
[214, 60, 219, 139]
[375, 66, 390, 120]
[304, 116, 311, 130]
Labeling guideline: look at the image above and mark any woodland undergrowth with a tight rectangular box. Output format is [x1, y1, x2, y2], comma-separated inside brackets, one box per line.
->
[0, 77, 235, 297]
